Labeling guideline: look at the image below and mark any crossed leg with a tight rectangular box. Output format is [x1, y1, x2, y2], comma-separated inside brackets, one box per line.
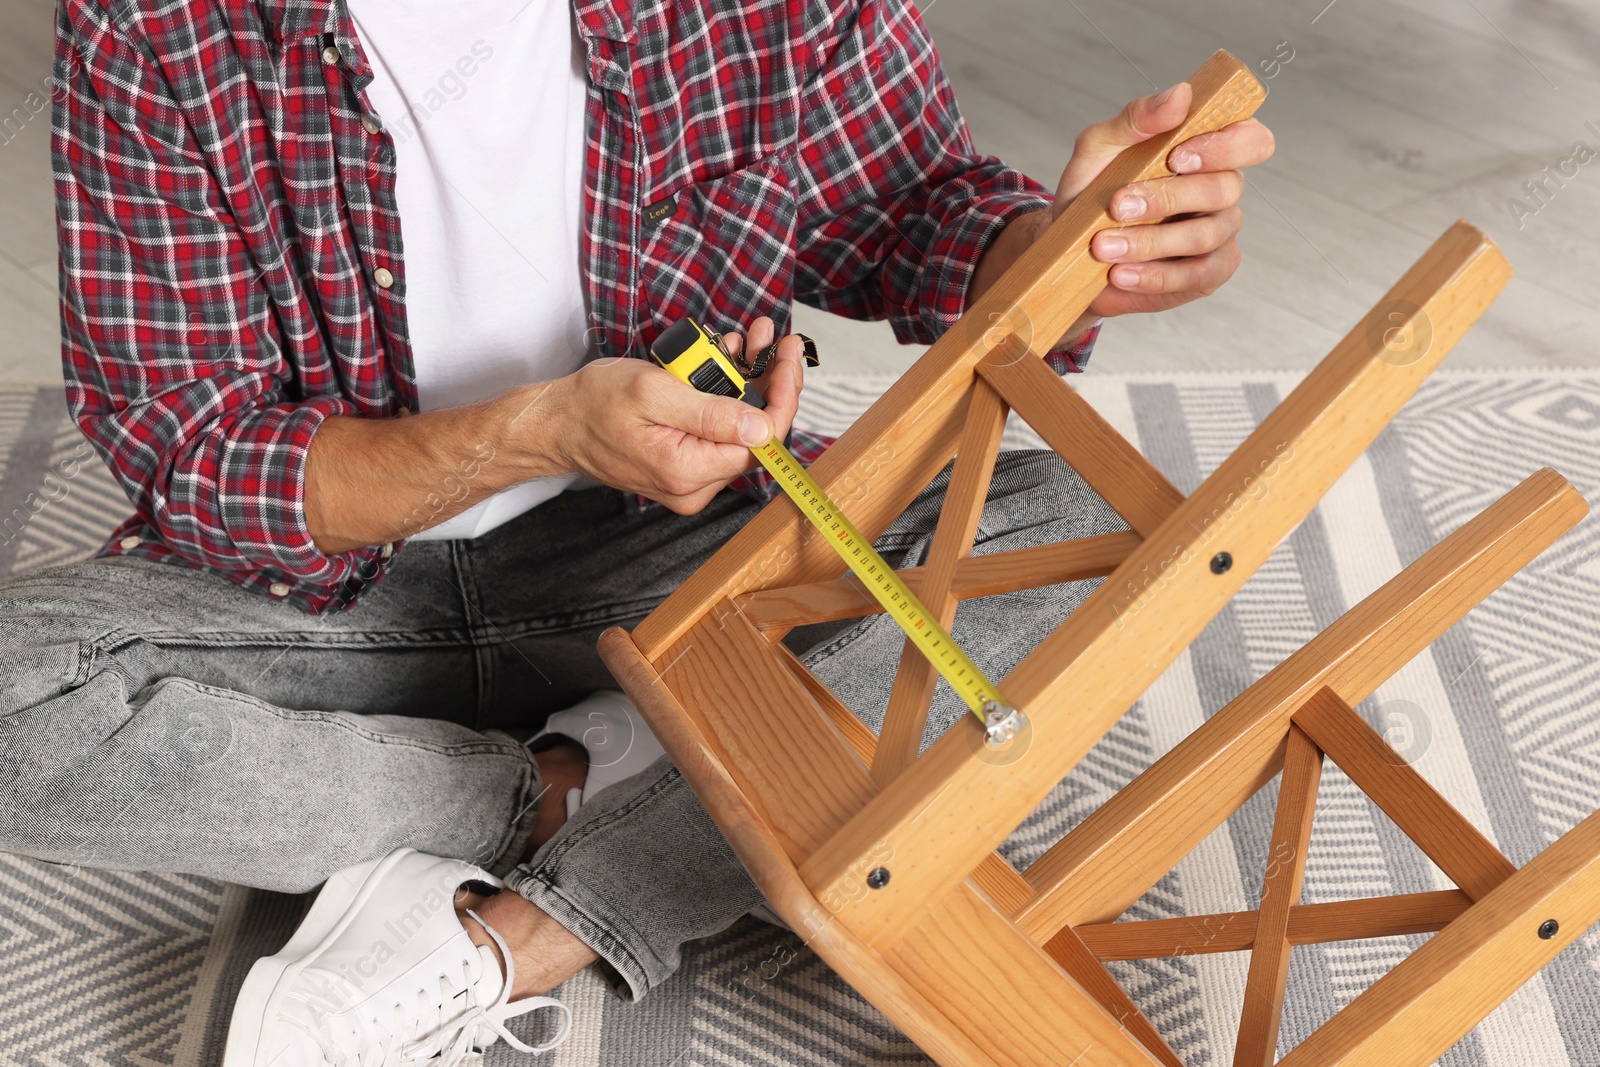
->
[0, 449, 1121, 1006]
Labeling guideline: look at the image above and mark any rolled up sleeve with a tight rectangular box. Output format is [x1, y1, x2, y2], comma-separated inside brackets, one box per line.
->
[55, 1, 379, 607]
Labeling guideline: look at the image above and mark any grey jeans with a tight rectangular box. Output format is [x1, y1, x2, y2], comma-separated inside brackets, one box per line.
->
[0, 449, 1121, 998]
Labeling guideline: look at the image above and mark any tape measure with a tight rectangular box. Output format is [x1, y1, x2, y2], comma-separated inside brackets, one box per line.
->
[651, 318, 1025, 747]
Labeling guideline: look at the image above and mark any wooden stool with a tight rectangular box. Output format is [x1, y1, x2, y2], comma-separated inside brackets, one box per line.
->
[599, 50, 1600, 1067]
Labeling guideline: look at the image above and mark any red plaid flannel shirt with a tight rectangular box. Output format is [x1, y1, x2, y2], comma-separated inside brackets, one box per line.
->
[53, 0, 1096, 614]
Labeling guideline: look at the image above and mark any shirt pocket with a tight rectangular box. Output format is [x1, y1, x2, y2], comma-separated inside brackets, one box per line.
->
[638, 155, 799, 340]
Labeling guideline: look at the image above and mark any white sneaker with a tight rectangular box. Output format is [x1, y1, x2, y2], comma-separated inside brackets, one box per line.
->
[530, 690, 668, 819]
[225, 849, 571, 1067]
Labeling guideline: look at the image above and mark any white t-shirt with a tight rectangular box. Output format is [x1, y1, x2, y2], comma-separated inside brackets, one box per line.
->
[348, 0, 591, 540]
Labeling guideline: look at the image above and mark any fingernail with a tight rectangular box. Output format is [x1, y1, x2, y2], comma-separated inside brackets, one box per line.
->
[1153, 83, 1181, 108]
[1111, 265, 1141, 288]
[739, 411, 769, 446]
[1114, 194, 1147, 221]
[1171, 148, 1201, 173]
[1098, 235, 1129, 259]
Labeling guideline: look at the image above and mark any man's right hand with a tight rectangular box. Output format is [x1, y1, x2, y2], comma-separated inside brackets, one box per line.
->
[305, 317, 807, 553]
[530, 316, 806, 515]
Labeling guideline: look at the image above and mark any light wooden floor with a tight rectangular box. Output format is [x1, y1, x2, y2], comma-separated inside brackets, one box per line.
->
[804, 0, 1600, 375]
[1, 0, 1596, 380]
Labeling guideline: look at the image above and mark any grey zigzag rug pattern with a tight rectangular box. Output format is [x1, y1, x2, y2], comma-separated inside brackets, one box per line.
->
[0, 385, 234, 1067]
[1, 371, 1598, 1067]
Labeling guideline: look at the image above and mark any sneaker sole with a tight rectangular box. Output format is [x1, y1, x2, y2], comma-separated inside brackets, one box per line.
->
[221, 848, 413, 1067]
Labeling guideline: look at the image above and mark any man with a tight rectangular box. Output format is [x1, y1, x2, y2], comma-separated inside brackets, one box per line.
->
[9, 0, 1272, 1061]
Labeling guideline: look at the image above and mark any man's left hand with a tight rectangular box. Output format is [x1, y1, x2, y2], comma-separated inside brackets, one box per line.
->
[971, 81, 1275, 350]
[1057, 81, 1275, 324]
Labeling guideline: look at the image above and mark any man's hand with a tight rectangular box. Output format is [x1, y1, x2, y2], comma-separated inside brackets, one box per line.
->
[545, 316, 807, 515]
[1064, 81, 1274, 316]
[971, 81, 1275, 349]
[304, 318, 808, 552]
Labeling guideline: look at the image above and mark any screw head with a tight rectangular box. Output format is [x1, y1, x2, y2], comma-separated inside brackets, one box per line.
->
[1210, 552, 1234, 575]
[1539, 919, 1560, 940]
[866, 867, 891, 890]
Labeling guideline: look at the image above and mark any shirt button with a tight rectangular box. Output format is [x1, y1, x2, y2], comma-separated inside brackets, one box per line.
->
[361, 114, 382, 136]
[119, 535, 141, 550]
[268, 582, 291, 597]
[321, 46, 340, 65]
[373, 267, 395, 289]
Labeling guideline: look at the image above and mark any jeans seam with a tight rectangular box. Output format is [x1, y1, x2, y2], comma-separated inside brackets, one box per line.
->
[155, 677, 530, 758]
[449, 540, 498, 731]
[71, 639, 96, 689]
[457, 598, 684, 640]
[484, 750, 541, 878]
[111, 629, 478, 650]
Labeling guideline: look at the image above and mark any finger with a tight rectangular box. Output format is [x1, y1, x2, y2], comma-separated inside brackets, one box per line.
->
[1169, 118, 1276, 175]
[1105, 241, 1242, 295]
[1109, 169, 1244, 223]
[648, 366, 773, 446]
[757, 335, 805, 441]
[1089, 285, 1206, 320]
[1056, 82, 1193, 204]
[721, 331, 745, 360]
[744, 317, 777, 360]
[750, 332, 804, 389]
[1092, 206, 1242, 263]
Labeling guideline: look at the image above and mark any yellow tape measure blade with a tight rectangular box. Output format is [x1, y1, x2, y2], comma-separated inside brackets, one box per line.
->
[751, 437, 1025, 744]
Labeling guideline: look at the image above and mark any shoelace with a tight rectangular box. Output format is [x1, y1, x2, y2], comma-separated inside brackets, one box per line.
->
[289, 909, 572, 1066]
[409, 910, 571, 1064]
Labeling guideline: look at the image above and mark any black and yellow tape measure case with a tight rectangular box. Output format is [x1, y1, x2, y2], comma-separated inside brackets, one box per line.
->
[650, 319, 767, 410]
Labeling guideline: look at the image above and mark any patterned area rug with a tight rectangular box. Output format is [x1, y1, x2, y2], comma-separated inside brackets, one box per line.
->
[2, 370, 1598, 1067]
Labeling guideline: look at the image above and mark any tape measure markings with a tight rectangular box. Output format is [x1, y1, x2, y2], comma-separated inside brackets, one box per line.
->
[751, 436, 1008, 721]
